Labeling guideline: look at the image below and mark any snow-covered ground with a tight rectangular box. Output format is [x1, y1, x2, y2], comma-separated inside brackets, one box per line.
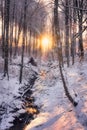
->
[0, 57, 23, 130]
[0, 55, 87, 130]
[24, 57, 87, 130]
[0, 56, 38, 130]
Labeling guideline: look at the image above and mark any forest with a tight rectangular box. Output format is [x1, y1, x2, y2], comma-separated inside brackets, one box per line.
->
[0, 0, 87, 130]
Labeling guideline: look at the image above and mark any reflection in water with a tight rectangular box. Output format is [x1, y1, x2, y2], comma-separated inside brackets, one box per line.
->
[26, 107, 38, 114]
[7, 96, 39, 130]
[7, 72, 39, 130]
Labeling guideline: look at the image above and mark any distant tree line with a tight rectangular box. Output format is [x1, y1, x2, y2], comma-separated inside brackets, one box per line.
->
[0, 0, 47, 82]
[0, 0, 86, 83]
[52, 0, 87, 66]
[52, 0, 87, 106]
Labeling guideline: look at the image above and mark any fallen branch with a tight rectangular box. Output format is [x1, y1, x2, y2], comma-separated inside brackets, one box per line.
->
[59, 64, 78, 107]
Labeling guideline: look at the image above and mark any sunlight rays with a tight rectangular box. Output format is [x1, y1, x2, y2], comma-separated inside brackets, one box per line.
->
[41, 34, 53, 53]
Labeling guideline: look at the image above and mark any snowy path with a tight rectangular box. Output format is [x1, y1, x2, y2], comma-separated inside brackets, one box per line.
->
[24, 59, 87, 130]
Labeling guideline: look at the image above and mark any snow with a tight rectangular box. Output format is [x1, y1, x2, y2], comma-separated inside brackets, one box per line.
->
[0, 57, 23, 130]
[0, 55, 87, 130]
[0, 73, 23, 130]
[24, 57, 87, 130]
[0, 56, 39, 130]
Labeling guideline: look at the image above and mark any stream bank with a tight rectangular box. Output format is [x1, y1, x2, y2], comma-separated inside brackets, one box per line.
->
[6, 71, 39, 130]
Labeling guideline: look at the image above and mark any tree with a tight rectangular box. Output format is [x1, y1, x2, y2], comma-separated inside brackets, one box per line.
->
[53, 0, 77, 106]
[71, 0, 77, 64]
[76, 0, 84, 57]
[19, 0, 27, 83]
[65, 0, 70, 66]
[0, 0, 5, 58]
[9, 0, 15, 61]
[4, 0, 10, 78]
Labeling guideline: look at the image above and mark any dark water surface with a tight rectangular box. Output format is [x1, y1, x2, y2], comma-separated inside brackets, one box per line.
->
[6, 72, 39, 130]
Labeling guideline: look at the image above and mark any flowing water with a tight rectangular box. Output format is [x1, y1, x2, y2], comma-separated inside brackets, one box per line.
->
[6, 72, 39, 130]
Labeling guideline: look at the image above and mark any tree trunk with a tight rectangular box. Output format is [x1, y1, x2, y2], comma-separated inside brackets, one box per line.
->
[4, 0, 10, 78]
[71, 0, 77, 65]
[54, 0, 77, 107]
[9, 0, 15, 62]
[28, 30, 31, 57]
[59, 64, 78, 106]
[79, 18, 84, 57]
[65, 0, 69, 67]
[19, 0, 27, 83]
[76, 0, 84, 57]
[1, 0, 5, 58]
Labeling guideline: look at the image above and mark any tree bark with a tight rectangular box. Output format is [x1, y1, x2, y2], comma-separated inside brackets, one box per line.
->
[54, 0, 77, 107]
[19, 0, 27, 83]
[4, 0, 10, 78]
[59, 64, 78, 106]
[65, 0, 69, 67]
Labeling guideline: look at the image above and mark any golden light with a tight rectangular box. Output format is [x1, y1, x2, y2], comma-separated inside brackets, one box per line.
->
[41, 34, 53, 53]
[42, 37, 49, 46]
[26, 107, 37, 114]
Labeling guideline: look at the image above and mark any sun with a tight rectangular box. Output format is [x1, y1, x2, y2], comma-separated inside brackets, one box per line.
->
[42, 37, 49, 46]
[41, 35, 52, 53]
